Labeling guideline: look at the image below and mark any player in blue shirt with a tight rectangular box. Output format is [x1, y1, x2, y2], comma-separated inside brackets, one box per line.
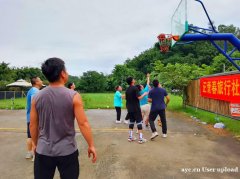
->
[25, 77, 43, 160]
[114, 86, 125, 123]
[136, 73, 151, 127]
[148, 79, 170, 140]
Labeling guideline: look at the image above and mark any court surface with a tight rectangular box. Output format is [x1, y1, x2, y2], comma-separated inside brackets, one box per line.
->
[0, 109, 239, 179]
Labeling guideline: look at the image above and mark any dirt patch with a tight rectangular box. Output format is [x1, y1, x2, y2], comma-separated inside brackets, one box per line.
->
[203, 124, 230, 136]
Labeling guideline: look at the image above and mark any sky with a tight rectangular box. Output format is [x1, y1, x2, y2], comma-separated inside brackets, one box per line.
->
[0, 0, 239, 76]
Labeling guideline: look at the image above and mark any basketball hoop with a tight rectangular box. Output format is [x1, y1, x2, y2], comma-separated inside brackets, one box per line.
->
[157, 34, 172, 53]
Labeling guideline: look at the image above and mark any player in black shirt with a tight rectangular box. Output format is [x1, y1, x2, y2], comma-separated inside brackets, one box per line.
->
[125, 77, 148, 144]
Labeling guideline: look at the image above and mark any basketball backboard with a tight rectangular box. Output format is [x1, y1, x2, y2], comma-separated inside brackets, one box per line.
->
[171, 0, 189, 46]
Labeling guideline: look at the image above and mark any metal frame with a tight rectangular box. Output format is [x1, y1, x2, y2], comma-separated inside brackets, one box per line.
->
[177, 0, 240, 71]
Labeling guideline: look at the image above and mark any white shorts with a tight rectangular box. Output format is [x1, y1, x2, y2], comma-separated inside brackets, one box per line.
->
[140, 104, 150, 121]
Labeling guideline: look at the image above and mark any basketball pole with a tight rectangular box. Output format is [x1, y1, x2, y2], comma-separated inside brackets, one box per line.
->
[173, 0, 240, 71]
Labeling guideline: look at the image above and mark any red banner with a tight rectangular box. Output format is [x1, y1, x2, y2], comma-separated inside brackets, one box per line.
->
[200, 74, 240, 102]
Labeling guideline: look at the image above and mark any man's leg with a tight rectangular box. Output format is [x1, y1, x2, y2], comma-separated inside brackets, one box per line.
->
[149, 111, 159, 140]
[125, 113, 130, 120]
[115, 107, 121, 123]
[136, 111, 146, 144]
[26, 122, 33, 159]
[128, 112, 136, 141]
[57, 150, 79, 179]
[140, 105, 146, 126]
[124, 112, 129, 124]
[144, 104, 150, 127]
[159, 109, 167, 135]
[149, 111, 158, 133]
[34, 152, 56, 179]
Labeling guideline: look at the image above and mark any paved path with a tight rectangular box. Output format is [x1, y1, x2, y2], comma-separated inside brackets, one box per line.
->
[0, 109, 239, 179]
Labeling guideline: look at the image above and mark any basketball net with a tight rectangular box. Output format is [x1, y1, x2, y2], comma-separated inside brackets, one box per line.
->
[157, 34, 172, 53]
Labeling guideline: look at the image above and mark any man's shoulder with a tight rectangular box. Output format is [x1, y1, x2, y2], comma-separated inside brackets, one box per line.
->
[131, 86, 138, 91]
[160, 87, 167, 92]
[27, 87, 36, 95]
[115, 91, 120, 96]
[151, 87, 166, 93]
[126, 86, 131, 92]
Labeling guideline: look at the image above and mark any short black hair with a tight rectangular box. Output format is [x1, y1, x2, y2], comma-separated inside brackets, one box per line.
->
[67, 82, 74, 89]
[126, 77, 133, 85]
[152, 79, 159, 87]
[41, 57, 66, 83]
[30, 76, 39, 85]
[136, 84, 141, 91]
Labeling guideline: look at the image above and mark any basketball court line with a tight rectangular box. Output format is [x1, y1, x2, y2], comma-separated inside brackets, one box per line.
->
[0, 127, 200, 135]
[0, 127, 129, 133]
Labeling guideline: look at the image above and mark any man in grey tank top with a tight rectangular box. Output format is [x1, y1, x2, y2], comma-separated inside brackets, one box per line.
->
[30, 57, 97, 179]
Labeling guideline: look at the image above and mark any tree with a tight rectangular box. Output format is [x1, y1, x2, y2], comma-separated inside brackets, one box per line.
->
[111, 64, 141, 89]
[218, 24, 240, 38]
[0, 62, 16, 90]
[13, 67, 45, 81]
[211, 52, 240, 73]
[0, 61, 15, 82]
[78, 71, 107, 92]
[152, 61, 211, 105]
[68, 75, 80, 89]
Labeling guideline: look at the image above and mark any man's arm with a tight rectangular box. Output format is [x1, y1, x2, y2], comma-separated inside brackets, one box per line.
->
[165, 95, 170, 107]
[138, 92, 148, 100]
[73, 93, 97, 163]
[148, 98, 152, 103]
[30, 99, 39, 148]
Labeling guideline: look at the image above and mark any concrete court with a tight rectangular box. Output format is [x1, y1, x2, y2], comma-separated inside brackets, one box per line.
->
[0, 109, 239, 179]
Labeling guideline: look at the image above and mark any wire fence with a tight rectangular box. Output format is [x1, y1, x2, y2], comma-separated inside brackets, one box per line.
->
[0, 91, 27, 110]
[0, 91, 27, 100]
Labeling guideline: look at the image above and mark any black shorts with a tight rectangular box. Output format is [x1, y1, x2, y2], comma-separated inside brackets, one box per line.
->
[27, 122, 31, 138]
[34, 150, 79, 179]
[128, 111, 143, 124]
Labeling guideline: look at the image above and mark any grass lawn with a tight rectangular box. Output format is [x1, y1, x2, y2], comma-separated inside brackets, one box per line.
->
[0, 98, 26, 110]
[168, 94, 240, 136]
[0, 93, 118, 110]
[0, 93, 239, 135]
[81, 93, 119, 109]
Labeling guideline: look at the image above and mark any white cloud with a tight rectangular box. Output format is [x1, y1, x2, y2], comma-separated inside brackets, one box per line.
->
[0, 0, 239, 76]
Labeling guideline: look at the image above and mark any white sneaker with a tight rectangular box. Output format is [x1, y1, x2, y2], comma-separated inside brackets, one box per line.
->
[128, 136, 137, 142]
[138, 138, 147, 144]
[124, 120, 129, 124]
[150, 132, 159, 140]
[25, 151, 33, 159]
[162, 134, 167, 138]
[115, 120, 121, 124]
[31, 155, 35, 162]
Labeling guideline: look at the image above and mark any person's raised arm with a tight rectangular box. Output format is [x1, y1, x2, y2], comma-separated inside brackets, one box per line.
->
[146, 73, 150, 87]
[73, 93, 97, 163]
[30, 99, 39, 150]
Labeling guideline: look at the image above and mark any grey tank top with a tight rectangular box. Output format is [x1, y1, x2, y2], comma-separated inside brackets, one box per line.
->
[34, 86, 77, 156]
